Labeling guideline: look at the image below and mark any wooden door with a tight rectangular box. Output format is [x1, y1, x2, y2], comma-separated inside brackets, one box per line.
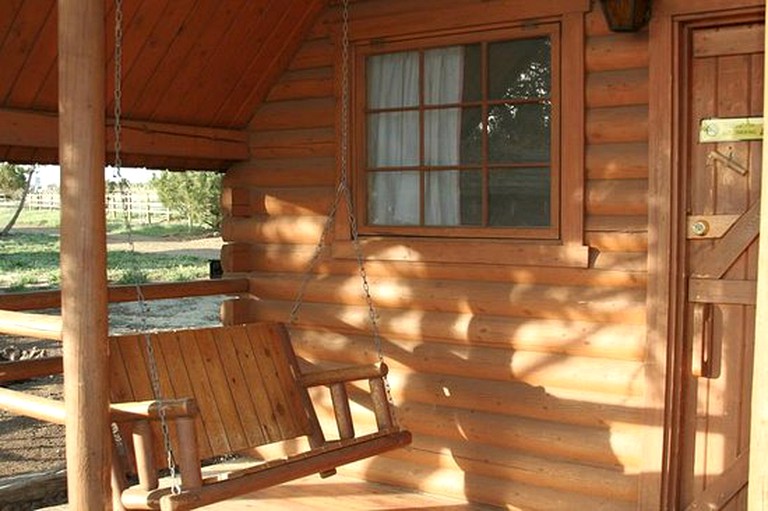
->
[678, 22, 764, 511]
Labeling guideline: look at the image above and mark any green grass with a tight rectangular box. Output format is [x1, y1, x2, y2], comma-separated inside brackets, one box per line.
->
[107, 221, 214, 238]
[0, 232, 209, 292]
[0, 233, 60, 291]
[0, 207, 61, 229]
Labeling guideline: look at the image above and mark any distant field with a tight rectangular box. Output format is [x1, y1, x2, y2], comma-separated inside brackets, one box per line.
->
[0, 203, 212, 237]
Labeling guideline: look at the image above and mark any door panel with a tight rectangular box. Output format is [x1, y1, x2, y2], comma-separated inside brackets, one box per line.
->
[680, 22, 763, 511]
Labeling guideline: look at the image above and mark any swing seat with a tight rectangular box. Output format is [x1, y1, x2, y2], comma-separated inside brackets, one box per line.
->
[109, 321, 411, 511]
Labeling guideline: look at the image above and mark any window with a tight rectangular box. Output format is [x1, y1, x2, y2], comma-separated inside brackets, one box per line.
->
[357, 25, 560, 239]
[339, 10, 587, 267]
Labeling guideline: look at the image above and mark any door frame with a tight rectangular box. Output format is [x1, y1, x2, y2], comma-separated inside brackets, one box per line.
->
[648, 1, 765, 509]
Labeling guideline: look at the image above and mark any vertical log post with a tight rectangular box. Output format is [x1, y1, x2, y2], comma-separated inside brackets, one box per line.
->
[329, 383, 355, 440]
[58, 0, 110, 508]
[750, 6, 768, 508]
[132, 421, 159, 491]
[369, 378, 394, 431]
[175, 417, 204, 489]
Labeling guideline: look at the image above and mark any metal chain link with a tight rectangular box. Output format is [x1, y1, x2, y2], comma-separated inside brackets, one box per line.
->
[113, 0, 181, 493]
[288, 181, 343, 325]
[338, 0, 384, 383]
[113, 0, 122, 175]
[289, 0, 399, 427]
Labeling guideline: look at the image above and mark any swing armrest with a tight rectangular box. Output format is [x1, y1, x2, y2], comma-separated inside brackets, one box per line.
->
[300, 363, 396, 436]
[112, 397, 204, 503]
[300, 362, 388, 388]
[110, 398, 199, 422]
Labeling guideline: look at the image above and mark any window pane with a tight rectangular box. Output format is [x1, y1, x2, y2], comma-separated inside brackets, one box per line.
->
[489, 168, 551, 227]
[425, 171, 461, 226]
[367, 52, 419, 108]
[368, 111, 419, 167]
[368, 171, 420, 225]
[487, 103, 551, 163]
[488, 38, 551, 100]
[425, 47, 464, 105]
[459, 107, 483, 165]
[462, 44, 482, 102]
[425, 108, 461, 166]
[460, 171, 482, 225]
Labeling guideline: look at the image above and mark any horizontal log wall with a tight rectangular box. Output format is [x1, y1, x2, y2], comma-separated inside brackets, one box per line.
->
[585, 11, 649, 277]
[222, 2, 650, 509]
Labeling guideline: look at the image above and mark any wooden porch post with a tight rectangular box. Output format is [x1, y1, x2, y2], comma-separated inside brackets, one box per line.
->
[749, 5, 768, 509]
[58, 0, 110, 508]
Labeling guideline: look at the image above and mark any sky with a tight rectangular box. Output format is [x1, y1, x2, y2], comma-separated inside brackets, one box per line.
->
[34, 165, 159, 189]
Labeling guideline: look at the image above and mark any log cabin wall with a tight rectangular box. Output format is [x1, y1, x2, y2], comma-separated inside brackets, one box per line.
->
[221, 1, 651, 509]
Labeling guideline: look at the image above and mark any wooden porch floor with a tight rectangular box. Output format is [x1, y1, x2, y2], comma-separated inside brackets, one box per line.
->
[200, 474, 500, 510]
[42, 474, 500, 510]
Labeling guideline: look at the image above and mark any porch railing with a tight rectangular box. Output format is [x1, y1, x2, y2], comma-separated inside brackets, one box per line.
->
[0, 277, 250, 342]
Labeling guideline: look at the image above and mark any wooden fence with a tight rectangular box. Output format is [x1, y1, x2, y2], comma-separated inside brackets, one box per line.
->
[24, 191, 172, 223]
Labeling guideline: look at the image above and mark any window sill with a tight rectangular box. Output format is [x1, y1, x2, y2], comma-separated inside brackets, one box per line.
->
[332, 238, 590, 268]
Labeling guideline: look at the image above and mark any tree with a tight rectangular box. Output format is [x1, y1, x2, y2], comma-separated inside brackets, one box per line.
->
[150, 170, 223, 231]
[0, 163, 29, 198]
[0, 163, 35, 236]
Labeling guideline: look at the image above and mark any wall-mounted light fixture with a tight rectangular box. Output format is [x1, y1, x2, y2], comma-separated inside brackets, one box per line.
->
[599, 0, 651, 32]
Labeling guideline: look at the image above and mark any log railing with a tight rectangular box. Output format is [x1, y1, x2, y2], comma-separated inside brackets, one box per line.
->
[0, 357, 63, 383]
[0, 278, 250, 340]
[0, 278, 249, 313]
[0, 310, 63, 340]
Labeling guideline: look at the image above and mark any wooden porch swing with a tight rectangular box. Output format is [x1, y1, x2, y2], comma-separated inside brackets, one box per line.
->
[0, 0, 410, 509]
[108, 322, 410, 511]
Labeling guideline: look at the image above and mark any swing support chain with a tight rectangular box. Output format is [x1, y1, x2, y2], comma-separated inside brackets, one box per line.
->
[112, 0, 181, 494]
[288, 0, 399, 427]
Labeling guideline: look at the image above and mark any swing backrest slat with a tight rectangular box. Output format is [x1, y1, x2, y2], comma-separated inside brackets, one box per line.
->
[109, 322, 315, 466]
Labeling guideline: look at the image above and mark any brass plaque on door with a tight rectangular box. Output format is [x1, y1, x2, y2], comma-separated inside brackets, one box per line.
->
[700, 117, 763, 142]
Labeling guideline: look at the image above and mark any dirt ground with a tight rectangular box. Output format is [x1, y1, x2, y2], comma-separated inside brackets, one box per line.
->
[0, 235, 225, 509]
[106, 233, 223, 260]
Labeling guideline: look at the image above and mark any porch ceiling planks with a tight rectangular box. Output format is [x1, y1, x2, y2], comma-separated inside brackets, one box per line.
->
[0, 0, 329, 168]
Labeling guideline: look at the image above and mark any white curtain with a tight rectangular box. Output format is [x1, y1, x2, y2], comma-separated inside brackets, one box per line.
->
[367, 52, 419, 225]
[424, 46, 463, 225]
[367, 47, 464, 226]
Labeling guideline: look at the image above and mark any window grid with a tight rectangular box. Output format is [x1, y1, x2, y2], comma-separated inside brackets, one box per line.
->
[357, 25, 560, 239]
